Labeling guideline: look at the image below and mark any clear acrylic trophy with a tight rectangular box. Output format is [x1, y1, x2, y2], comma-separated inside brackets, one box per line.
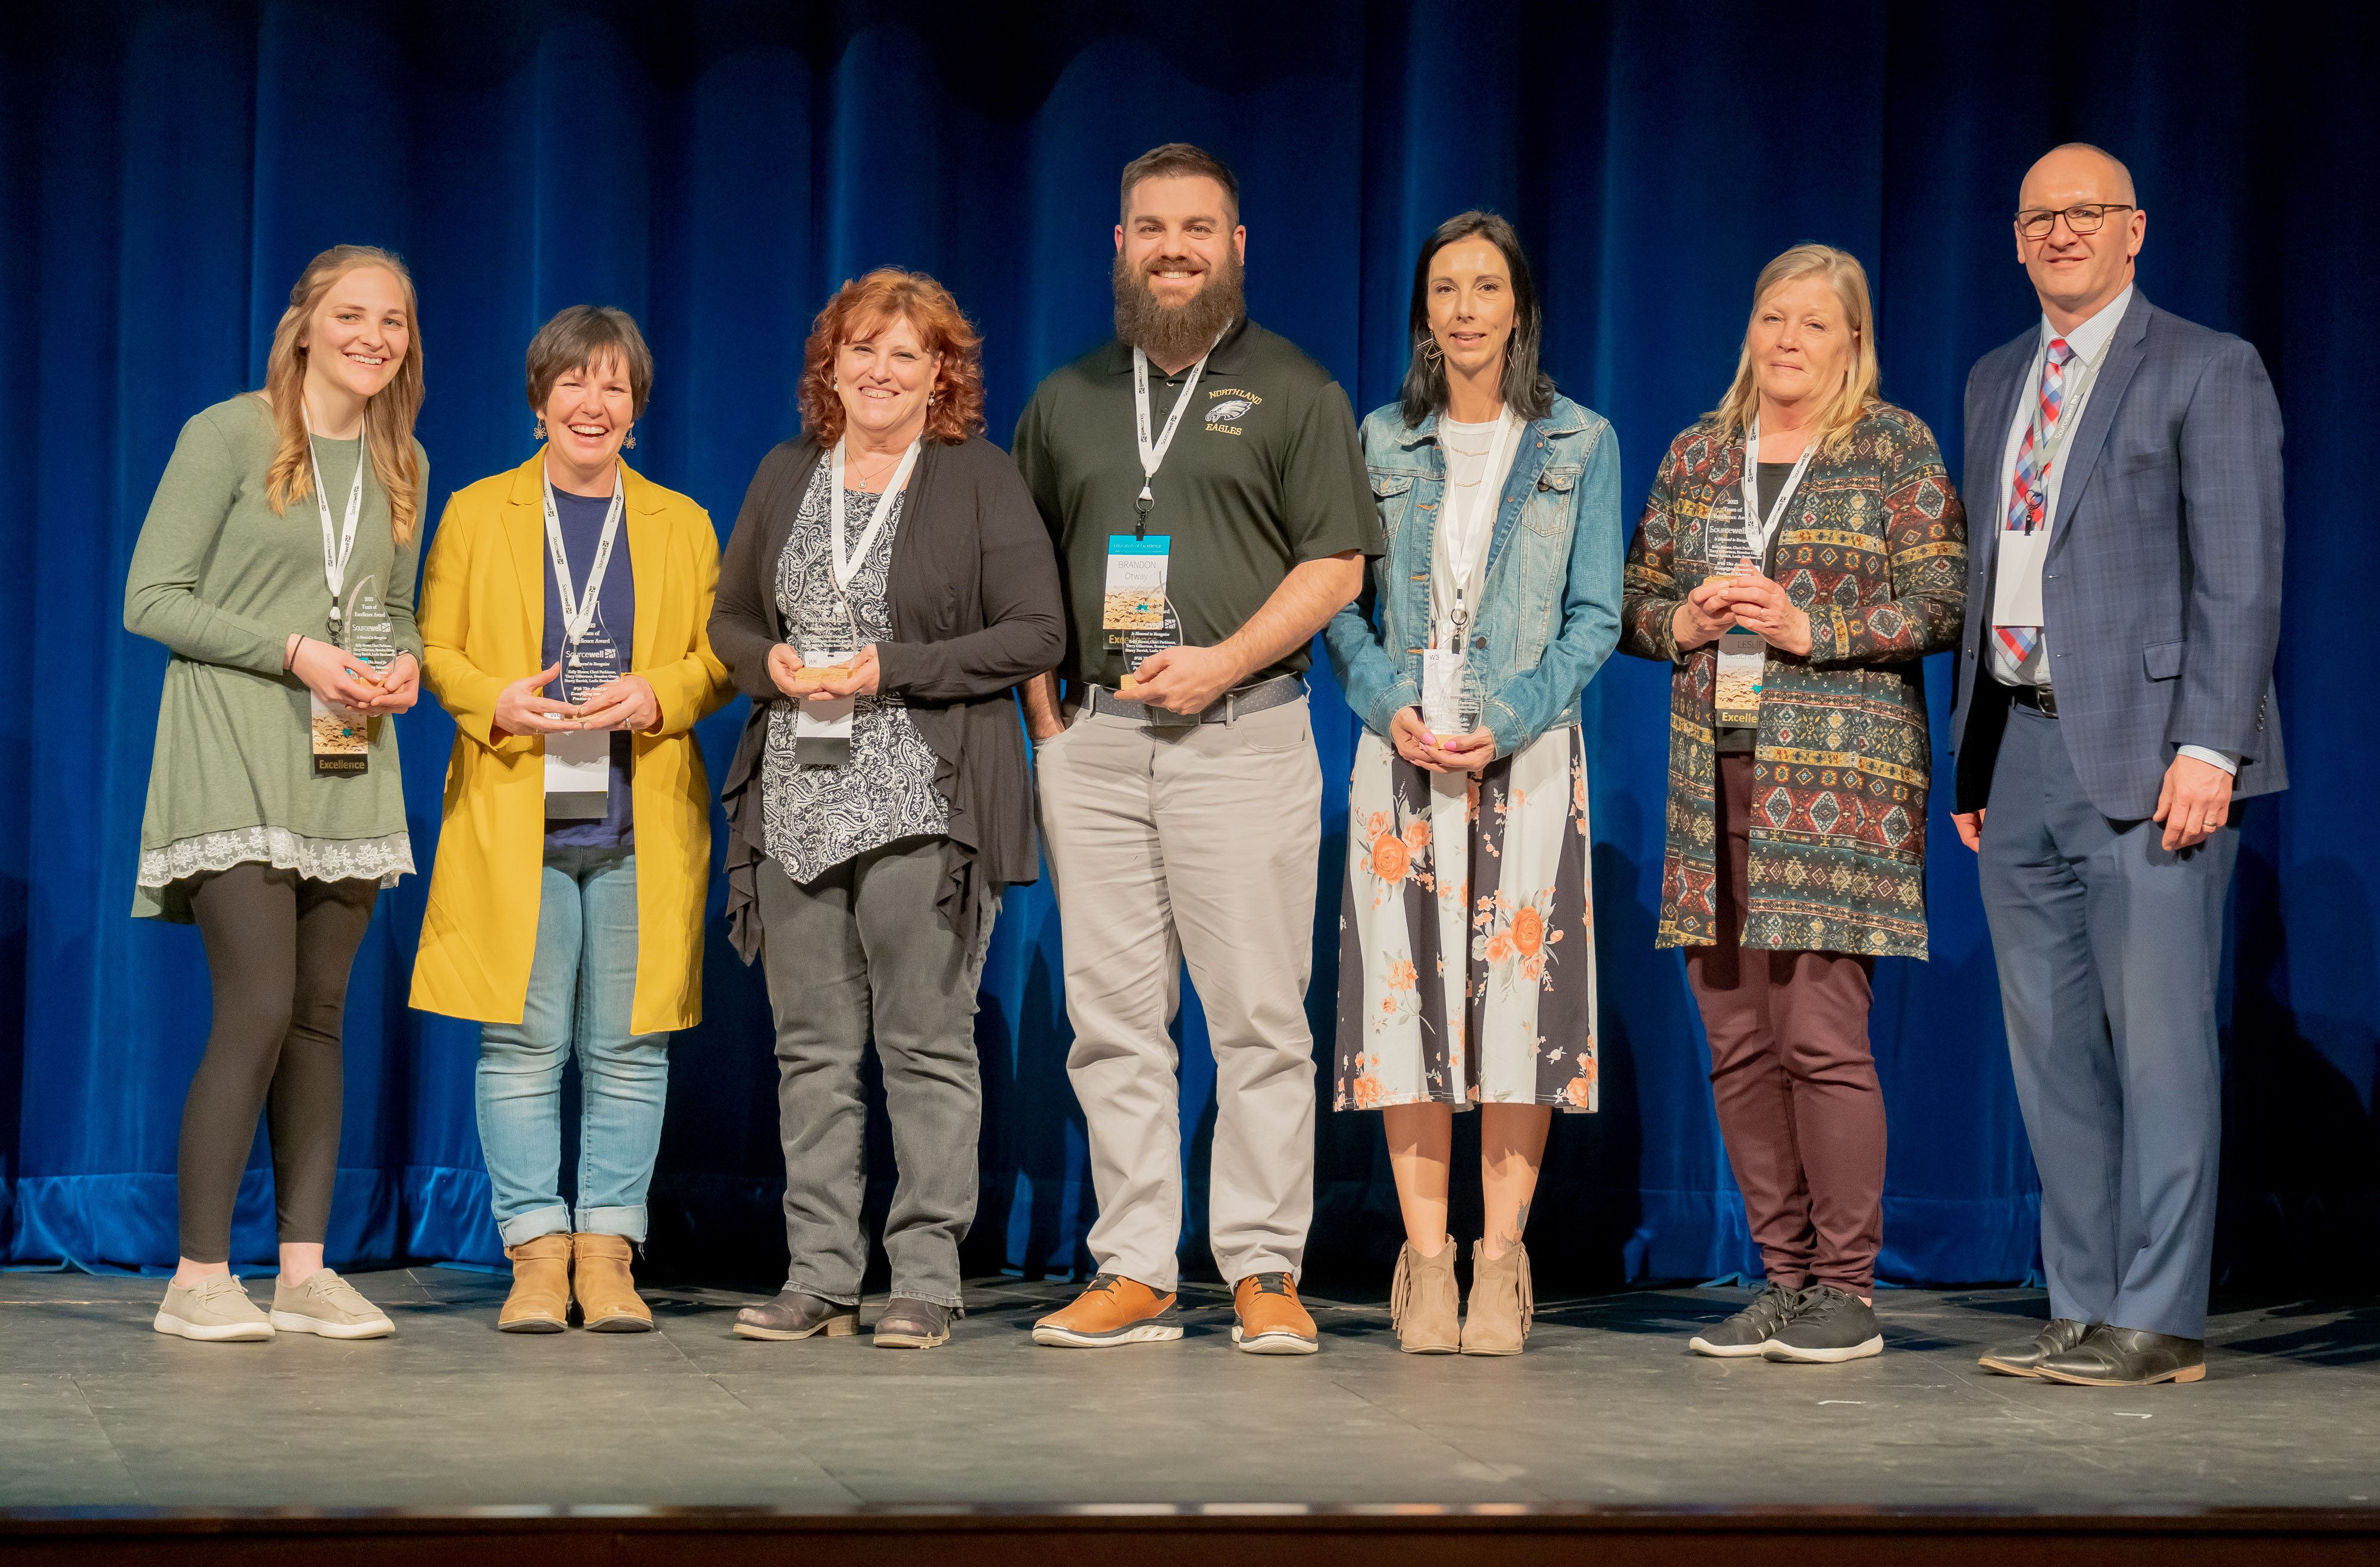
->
[312, 574, 394, 777]
[544, 607, 620, 820]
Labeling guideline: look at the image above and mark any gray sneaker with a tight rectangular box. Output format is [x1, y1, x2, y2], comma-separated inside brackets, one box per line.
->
[270, 1268, 394, 1339]
[154, 1274, 274, 1342]
[1764, 1283, 1883, 1363]
[1689, 1281, 1803, 1358]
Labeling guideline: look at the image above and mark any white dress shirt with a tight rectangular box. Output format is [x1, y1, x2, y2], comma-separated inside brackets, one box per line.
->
[1990, 284, 2235, 774]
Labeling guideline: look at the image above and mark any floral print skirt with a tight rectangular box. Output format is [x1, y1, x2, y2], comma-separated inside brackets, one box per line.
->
[1333, 723, 1598, 1114]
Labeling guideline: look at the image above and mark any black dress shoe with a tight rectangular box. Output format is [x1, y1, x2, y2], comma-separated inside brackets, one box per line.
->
[732, 1289, 860, 1341]
[873, 1298, 955, 1349]
[2035, 1324, 2206, 1386]
[1977, 1317, 2096, 1377]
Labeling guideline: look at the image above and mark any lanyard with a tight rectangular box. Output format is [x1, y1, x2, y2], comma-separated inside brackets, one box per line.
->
[1434, 410, 1515, 649]
[541, 466, 627, 651]
[829, 436, 922, 596]
[1130, 323, 1232, 535]
[1737, 417, 1820, 563]
[301, 403, 367, 628]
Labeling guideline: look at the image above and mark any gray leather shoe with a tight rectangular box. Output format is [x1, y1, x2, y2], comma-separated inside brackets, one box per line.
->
[733, 1289, 860, 1341]
[873, 1298, 955, 1349]
[2036, 1325, 2206, 1386]
[1978, 1317, 2095, 1377]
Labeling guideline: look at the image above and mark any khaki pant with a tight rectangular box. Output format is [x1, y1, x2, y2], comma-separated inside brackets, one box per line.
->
[1034, 693, 1323, 1290]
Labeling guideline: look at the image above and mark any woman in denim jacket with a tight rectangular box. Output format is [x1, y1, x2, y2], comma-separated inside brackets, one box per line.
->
[1323, 212, 1622, 1356]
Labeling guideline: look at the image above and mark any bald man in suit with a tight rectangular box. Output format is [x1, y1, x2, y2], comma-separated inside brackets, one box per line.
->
[1947, 144, 2285, 1387]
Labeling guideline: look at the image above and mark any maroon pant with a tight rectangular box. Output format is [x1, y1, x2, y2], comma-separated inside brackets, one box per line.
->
[1684, 752, 1885, 1294]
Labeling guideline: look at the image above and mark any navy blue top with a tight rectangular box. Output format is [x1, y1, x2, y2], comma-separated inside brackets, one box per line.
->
[541, 484, 635, 848]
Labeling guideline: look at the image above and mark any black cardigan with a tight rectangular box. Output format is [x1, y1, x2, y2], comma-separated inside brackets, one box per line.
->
[708, 433, 1065, 957]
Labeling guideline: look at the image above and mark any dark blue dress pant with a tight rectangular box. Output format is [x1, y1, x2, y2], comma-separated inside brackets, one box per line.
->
[1978, 706, 2237, 1340]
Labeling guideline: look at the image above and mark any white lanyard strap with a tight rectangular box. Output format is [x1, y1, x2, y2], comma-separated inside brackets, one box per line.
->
[541, 467, 627, 650]
[829, 437, 922, 596]
[1131, 324, 1233, 510]
[1435, 410, 1515, 648]
[301, 403, 367, 624]
[1738, 418, 1820, 562]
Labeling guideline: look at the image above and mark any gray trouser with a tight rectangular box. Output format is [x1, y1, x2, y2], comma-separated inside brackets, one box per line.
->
[754, 837, 992, 1309]
[1034, 693, 1323, 1292]
[1979, 706, 2238, 1341]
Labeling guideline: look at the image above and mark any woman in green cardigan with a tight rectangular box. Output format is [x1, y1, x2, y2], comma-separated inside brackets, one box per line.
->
[123, 244, 430, 1343]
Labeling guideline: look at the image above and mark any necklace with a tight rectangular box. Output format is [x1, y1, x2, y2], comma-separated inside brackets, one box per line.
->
[845, 444, 900, 489]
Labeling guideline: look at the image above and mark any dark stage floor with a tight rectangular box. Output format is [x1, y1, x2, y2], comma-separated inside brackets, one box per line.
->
[2, 1269, 2374, 1510]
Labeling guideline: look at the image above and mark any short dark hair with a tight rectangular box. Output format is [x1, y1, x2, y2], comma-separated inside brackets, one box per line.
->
[1119, 142, 1239, 227]
[525, 305, 654, 420]
[1399, 211, 1556, 428]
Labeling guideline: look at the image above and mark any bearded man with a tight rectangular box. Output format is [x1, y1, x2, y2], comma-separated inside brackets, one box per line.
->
[1013, 142, 1376, 1355]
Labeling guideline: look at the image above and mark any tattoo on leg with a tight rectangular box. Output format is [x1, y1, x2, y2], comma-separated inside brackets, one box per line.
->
[1502, 1199, 1531, 1248]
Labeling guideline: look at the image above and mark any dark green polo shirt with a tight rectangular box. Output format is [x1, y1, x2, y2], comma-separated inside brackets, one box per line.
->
[1012, 317, 1379, 688]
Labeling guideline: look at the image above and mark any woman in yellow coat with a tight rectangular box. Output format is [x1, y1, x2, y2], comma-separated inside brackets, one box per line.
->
[412, 306, 734, 1333]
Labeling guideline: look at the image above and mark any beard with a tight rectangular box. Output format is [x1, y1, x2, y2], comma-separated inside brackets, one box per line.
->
[1112, 247, 1246, 364]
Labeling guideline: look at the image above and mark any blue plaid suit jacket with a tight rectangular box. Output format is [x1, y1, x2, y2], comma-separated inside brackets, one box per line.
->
[1949, 291, 2287, 819]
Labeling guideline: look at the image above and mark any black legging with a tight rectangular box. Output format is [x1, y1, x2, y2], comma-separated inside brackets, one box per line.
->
[177, 863, 378, 1263]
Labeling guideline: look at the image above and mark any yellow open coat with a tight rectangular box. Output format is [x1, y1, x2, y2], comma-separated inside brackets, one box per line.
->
[410, 453, 735, 1035]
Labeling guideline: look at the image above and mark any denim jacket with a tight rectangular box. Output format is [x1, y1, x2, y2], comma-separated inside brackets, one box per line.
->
[1324, 394, 1623, 759]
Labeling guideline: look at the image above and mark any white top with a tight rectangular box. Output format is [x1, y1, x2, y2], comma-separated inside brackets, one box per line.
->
[1430, 412, 1523, 644]
[1989, 284, 2234, 773]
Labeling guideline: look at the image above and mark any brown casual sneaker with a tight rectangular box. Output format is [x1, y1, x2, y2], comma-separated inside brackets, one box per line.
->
[570, 1233, 652, 1332]
[1232, 1271, 1319, 1355]
[498, 1233, 572, 1333]
[1031, 1273, 1182, 1348]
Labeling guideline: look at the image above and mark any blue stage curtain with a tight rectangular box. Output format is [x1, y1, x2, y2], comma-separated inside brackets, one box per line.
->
[1, 1, 2372, 1289]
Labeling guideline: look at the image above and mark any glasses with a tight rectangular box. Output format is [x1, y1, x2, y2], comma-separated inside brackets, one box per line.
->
[2015, 203, 2137, 240]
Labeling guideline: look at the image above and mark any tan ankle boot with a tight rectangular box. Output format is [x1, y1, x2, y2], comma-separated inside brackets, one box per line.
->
[571, 1233, 652, 1332]
[498, 1233, 572, 1333]
[1460, 1240, 1533, 1356]
[1389, 1240, 1460, 1353]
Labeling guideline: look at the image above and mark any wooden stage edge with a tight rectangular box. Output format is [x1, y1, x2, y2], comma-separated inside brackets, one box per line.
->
[5, 1505, 2380, 1566]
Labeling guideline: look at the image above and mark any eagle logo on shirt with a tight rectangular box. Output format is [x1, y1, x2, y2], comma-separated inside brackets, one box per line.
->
[1205, 388, 1261, 435]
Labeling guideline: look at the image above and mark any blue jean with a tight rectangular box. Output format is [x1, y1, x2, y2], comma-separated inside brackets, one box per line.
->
[475, 845, 669, 1246]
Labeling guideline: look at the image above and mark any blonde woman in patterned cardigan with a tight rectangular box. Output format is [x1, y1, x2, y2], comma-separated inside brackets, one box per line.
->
[1618, 244, 1965, 1367]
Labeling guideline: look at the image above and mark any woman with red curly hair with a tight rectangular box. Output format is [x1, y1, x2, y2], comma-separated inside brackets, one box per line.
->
[710, 269, 1063, 1349]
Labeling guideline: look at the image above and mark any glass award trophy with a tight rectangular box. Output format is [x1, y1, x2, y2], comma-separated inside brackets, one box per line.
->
[544, 608, 621, 820]
[1706, 494, 1765, 730]
[312, 575, 394, 777]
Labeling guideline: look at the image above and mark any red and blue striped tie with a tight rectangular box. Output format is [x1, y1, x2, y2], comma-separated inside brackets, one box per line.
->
[1995, 337, 2075, 666]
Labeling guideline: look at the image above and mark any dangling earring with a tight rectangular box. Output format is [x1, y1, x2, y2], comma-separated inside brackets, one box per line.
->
[1417, 333, 1442, 365]
[533, 416, 546, 442]
[622, 427, 636, 449]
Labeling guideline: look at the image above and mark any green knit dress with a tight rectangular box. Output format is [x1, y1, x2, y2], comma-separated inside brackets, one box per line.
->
[123, 394, 427, 922]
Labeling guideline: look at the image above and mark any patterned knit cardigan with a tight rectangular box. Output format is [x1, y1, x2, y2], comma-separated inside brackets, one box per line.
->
[1618, 403, 1967, 959]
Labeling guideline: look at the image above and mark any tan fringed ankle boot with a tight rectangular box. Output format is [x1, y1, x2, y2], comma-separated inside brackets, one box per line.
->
[1460, 1240, 1533, 1356]
[571, 1233, 652, 1332]
[1389, 1239, 1461, 1353]
[497, 1233, 572, 1333]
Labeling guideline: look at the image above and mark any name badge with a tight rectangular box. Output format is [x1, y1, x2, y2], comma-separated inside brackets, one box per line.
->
[1103, 534, 1169, 650]
[1421, 648, 1469, 737]
[795, 645, 856, 767]
[1715, 626, 1765, 729]
[1992, 528, 2049, 628]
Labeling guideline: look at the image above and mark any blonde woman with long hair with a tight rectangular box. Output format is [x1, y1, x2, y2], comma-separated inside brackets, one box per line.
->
[123, 244, 430, 1342]
[1617, 245, 1966, 1365]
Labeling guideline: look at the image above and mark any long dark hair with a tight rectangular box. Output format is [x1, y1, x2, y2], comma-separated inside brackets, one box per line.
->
[1399, 210, 1556, 429]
